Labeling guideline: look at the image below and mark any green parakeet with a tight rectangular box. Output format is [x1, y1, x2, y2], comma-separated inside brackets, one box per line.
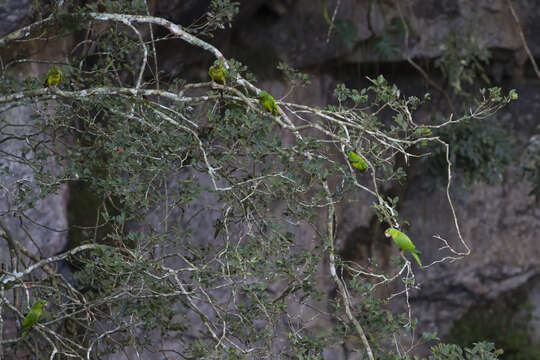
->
[21, 299, 47, 338]
[348, 151, 368, 171]
[45, 66, 62, 87]
[258, 90, 279, 116]
[208, 63, 226, 84]
[385, 228, 422, 266]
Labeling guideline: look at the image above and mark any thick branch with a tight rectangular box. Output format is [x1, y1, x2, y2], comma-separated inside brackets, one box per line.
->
[323, 181, 374, 360]
[0, 243, 111, 286]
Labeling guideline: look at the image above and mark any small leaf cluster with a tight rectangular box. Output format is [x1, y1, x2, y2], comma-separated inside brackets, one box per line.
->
[424, 115, 514, 186]
[436, 32, 491, 94]
[522, 130, 540, 200]
[428, 342, 503, 360]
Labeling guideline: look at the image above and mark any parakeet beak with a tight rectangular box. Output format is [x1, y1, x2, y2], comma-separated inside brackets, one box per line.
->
[384, 231, 391, 238]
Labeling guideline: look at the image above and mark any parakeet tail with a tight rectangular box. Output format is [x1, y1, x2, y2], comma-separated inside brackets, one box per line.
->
[410, 252, 422, 267]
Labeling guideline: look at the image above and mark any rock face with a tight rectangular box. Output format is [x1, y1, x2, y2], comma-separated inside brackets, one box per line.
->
[0, 105, 69, 266]
[0, 0, 34, 36]
[228, 0, 539, 68]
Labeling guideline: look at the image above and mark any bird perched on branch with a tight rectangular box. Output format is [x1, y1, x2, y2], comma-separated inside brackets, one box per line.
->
[258, 90, 278, 116]
[45, 66, 62, 88]
[208, 63, 226, 84]
[385, 228, 422, 266]
[21, 299, 47, 338]
[348, 151, 368, 171]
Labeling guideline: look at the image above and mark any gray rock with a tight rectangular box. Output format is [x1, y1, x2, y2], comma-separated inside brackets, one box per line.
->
[0, 104, 68, 267]
[0, 0, 34, 37]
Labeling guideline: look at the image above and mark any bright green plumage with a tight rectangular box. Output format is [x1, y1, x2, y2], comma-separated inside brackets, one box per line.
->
[348, 151, 369, 171]
[258, 90, 278, 116]
[45, 66, 62, 87]
[208, 63, 226, 84]
[322, 0, 331, 25]
[21, 299, 46, 338]
[385, 228, 422, 266]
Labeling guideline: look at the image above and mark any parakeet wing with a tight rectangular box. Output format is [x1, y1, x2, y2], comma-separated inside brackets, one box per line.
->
[258, 91, 278, 115]
[208, 64, 226, 84]
[387, 228, 422, 266]
[392, 229, 416, 252]
[21, 300, 45, 338]
[270, 101, 278, 115]
[348, 151, 361, 162]
[348, 151, 368, 171]
[45, 67, 62, 87]
[21, 309, 39, 337]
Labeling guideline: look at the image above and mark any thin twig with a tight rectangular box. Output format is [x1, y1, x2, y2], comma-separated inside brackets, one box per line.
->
[506, 0, 540, 80]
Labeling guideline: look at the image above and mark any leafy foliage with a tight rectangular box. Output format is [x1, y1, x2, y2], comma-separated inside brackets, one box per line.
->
[424, 114, 514, 186]
[523, 131, 540, 200]
[436, 31, 491, 94]
[335, 19, 357, 49]
[429, 342, 503, 360]
[449, 292, 538, 360]
[423, 88, 518, 186]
